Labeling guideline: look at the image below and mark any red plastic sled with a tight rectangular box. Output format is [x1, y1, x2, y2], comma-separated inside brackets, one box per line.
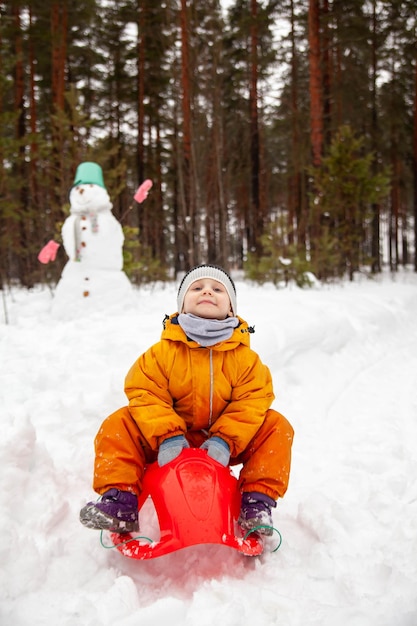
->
[109, 448, 263, 559]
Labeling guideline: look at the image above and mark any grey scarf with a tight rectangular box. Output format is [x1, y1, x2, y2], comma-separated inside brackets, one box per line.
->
[178, 313, 239, 347]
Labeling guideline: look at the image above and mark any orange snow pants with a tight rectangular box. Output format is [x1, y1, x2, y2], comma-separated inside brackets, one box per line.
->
[92, 406, 294, 501]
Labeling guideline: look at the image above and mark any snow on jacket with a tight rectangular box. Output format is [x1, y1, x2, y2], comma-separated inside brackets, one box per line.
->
[124, 313, 275, 458]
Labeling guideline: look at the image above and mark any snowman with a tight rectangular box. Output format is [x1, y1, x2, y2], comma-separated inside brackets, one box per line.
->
[52, 161, 133, 317]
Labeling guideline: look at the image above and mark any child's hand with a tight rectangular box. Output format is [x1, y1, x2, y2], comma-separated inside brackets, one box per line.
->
[158, 435, 189, 466]
[200, 437, 230, 466]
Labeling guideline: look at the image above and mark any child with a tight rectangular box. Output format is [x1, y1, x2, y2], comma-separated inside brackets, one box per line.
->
[80, 264, 294, 535]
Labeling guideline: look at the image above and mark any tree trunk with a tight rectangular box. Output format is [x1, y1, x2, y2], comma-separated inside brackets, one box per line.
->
[13, 6, 32, 286]
[321, 0, 332, 150]
[51, 2, 67, 111]
[370, 0, 381, 273]
[179, 0, 196, 269]
[28, 7, 41, 229]
[50, 2, 68, 206]
[289, 0, 306, 252]
[136, 1, 145, 186]
[390, 144, 400, 272]
[249, 0, 262, 254]
[308, 0, 323, 168]
[308, 0, 323, 274]
[414, 40, 417, 272]
[135, 0, 147, 253]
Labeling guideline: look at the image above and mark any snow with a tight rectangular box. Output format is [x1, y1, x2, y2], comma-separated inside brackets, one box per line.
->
[1, 270, 417, 626]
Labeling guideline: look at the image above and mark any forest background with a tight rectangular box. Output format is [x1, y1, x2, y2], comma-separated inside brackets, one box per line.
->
[1, 0, 417, 288]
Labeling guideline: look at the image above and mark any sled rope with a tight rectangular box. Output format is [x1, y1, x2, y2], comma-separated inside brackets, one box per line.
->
[243, 525, 283, 552]
[100, 526, 283, 553]
[99, 531, 154, 550]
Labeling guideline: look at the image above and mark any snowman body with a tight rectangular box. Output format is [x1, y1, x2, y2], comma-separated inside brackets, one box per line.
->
[52, 181, 133, 317]
[62, 184, 124, 270]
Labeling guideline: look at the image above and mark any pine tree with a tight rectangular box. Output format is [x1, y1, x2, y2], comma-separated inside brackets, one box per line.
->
[310, 125, 390, 280]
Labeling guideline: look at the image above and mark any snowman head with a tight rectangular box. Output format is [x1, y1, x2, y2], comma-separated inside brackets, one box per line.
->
[69, 162, 113, 214]
[69, 184, 112, 215]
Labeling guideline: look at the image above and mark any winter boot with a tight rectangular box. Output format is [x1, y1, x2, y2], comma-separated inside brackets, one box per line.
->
[80, 488, 139, 533]
[238, 491, 276, 536]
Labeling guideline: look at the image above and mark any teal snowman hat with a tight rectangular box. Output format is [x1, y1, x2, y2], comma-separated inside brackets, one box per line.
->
[73, 162, 105, 188]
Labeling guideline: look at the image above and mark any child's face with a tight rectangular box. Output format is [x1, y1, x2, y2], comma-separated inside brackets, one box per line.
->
[182, 279, 232, 319]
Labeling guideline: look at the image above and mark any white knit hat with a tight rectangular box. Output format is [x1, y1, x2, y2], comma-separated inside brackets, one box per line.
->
[177, 265, 237, 316]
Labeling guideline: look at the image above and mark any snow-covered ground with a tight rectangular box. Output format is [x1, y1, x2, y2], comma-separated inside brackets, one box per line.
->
[1, 270, 417, 626]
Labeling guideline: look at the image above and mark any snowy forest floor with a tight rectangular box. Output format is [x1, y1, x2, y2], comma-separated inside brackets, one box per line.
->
[1, 269, 417, 626]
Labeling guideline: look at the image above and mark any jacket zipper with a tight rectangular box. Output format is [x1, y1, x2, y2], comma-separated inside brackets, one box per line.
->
[209, 349, 213, 426]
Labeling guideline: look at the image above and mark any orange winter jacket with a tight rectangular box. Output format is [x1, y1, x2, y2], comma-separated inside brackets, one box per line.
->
[124, 313, 275, 458]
